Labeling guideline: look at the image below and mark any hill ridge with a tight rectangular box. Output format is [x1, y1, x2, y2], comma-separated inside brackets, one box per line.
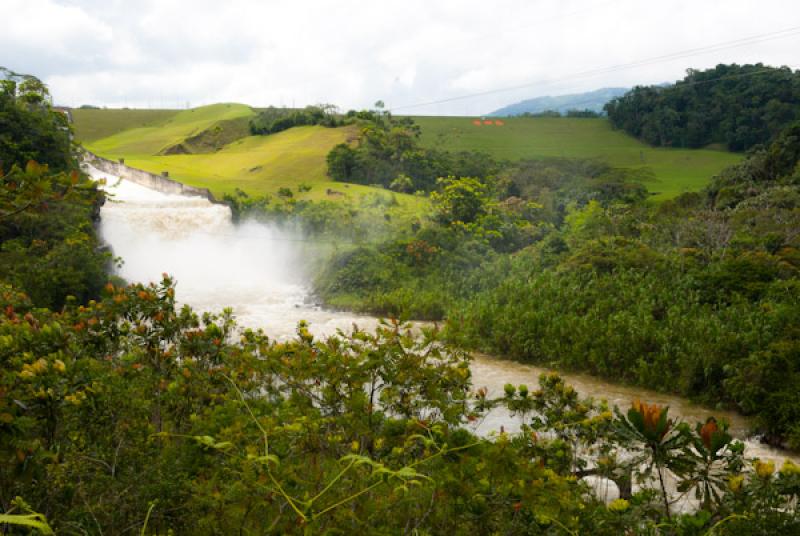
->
[489, 87, 628, 117]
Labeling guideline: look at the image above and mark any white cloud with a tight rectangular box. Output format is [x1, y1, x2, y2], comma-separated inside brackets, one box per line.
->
[1, 0, 798, 114]
[0, 0, 113, 75]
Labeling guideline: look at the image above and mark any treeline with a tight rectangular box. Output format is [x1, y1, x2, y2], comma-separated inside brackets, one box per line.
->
[516, 109, 601, 118]
[249, 103, 342, 135]
[223, 185, 418, 245]
[606, 63, 800, 150]
[1, 67, 71, 172]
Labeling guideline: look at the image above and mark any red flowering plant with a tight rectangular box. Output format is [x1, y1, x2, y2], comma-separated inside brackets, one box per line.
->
[677, 417, 744, 510]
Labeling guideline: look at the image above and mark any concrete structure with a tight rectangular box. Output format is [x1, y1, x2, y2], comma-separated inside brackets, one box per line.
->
[85, 151, 219, 203]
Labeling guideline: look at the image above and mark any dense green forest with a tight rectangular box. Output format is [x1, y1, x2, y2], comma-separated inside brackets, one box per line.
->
[227, 78, 800, 452]
[3, 69, 800, 534]
[307, 105, 800, 450]
[605, 64, 800, 150]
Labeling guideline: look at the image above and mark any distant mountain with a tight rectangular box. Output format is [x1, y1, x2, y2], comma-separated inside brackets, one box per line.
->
[489, 87, 629, 117]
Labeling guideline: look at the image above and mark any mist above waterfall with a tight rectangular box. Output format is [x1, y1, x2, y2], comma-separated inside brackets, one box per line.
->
[88, 165, 378, 337]
[100, 171, 301, 289]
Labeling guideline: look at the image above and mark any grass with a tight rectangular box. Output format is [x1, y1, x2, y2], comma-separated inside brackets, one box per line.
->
[71, 108, 179, 143]
[174, 116, 253, 154]
[79, 107, 428, 214]
[411, 116, 742, 200]
[120, 126, 364, 199]
[77, 107, 738, 211]
[87, 103, 255, 156]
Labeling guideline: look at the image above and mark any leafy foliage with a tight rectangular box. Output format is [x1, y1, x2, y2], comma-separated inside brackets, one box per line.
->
[249, 104, 341, 135]
[0, 161, 110, 308]
[606, 64, 800, 151]
[0, 69, 110, 309]
[326, 113, 498, 191]
[317, 118, 800, 450]
[1, 68, 71, 173]
[3, 278, 799, 533]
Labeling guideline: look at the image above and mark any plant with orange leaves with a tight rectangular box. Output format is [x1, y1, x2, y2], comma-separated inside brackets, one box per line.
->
[616, 400, 691, 519]
[678, 417, 744, 510]
[630, 400, 674, 442]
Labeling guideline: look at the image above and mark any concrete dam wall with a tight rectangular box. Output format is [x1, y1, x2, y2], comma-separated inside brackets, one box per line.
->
[85, 151, 219, 203]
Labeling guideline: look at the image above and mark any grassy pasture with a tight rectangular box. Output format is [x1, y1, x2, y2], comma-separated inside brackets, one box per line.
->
[71, 108, 179, 143]
[86, 103, 255, 156]
[78, 107, 428, 214]
[76, 106, 740, 210]
[411, 116, 742, 200]
[120, 125, 378, 199]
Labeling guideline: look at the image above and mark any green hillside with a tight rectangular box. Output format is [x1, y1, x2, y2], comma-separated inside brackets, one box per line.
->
[86, 103, 255, 155]
[76, 107, 740, 206]
[120, 125, 417, 202]
[71, 108, 179, 142]
[77, 105, 428, 212]
[411, 116, 742, 200]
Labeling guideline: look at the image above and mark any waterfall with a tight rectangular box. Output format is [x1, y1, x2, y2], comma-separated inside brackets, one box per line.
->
[86, 164, 378, 338]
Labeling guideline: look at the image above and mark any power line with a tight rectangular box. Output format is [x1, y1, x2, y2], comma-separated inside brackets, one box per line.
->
[491, 66, 796, 116]
[390, 24, 800, 113]
[432, 0, 620, 50]
[252, 0, 620, 109]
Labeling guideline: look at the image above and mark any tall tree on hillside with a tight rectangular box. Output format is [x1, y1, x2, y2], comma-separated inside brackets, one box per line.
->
[0, 67, 71, 172]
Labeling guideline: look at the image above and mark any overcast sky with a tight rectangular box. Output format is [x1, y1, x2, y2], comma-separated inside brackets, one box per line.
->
[2, 0, 799, 115]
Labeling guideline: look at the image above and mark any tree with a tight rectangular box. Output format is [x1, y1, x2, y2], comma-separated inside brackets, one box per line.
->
[326, 143, 357, 181]
[431, 176, 492, 225]
[389, 173, 413, 193]
[606, 64, 800, 151]
[0, 68, 71, 172]
[0, 71, 108, 309]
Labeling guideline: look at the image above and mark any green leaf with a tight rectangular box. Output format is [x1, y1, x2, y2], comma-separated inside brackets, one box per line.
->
[248, 454, 280, 467]
[194, 435, 216, 447]
[0, 513, 55, 535]
[192, 435, 233, 450]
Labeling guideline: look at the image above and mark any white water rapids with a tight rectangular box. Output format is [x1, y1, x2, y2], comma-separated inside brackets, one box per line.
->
[88, 165, 798, 497]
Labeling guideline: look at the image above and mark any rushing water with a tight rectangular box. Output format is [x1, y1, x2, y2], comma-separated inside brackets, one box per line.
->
[88, 165, 797, 473]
